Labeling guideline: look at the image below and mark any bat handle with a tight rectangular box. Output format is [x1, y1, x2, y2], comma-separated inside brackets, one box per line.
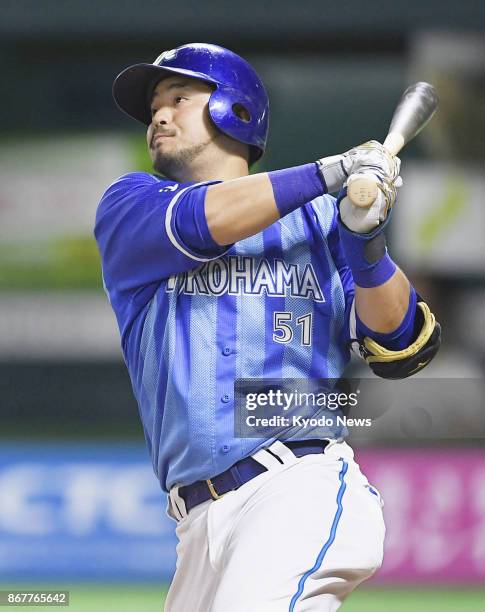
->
[346, 132, 404, 208]
[382, 132, 404, 156]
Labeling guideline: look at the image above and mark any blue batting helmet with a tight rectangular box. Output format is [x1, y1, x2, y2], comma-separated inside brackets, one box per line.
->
[112, 43, 269, 164]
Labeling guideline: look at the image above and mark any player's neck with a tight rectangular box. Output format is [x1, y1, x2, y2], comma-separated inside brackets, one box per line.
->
[171, 139, 250, 183]
[183, 155, 249, 182]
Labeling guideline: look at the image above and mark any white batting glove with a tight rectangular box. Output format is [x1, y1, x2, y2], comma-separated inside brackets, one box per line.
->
[316, 140, 400, 195]
[315, 154, 352, 194]
[339, 171, 403, 233]
[349, 140, 401, 181]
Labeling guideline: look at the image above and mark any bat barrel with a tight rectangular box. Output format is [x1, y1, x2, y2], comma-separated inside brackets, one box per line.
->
[388, 82, 439, 150]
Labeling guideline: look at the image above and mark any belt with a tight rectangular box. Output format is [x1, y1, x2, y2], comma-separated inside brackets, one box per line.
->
[179, 439, 329, 513]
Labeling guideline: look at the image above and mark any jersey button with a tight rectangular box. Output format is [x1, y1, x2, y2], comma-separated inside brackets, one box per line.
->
[221, 444, 231, 453]
[222, 347, 231, 356]
[221, 394, 230, 403]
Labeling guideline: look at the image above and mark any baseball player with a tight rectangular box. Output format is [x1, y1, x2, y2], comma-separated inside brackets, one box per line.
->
[94, 43, 441, 611]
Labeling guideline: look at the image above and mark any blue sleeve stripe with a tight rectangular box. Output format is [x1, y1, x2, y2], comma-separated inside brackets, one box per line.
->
[166, 182, 234, 263]
[165, 183, 216, 262]
[288, 459, 348, 611]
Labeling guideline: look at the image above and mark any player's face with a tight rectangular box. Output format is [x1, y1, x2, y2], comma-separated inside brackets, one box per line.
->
[147, 76, 219, 177]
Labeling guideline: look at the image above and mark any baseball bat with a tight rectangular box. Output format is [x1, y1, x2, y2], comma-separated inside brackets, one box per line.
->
[347, 82, 439, 208]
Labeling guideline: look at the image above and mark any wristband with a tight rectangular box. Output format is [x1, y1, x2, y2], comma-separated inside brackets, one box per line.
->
[268, 163, 326, 218]
[338, 189, 396, 288]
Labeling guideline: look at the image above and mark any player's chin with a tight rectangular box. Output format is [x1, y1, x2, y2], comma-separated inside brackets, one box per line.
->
[150, 138, 174, 155]
[153, 140, 182, 162]
[150, 141, 169, 156]
[152, 150, 182, 176]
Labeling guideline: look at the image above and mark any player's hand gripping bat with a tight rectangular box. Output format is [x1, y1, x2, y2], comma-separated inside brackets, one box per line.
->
[347, 82, 439, 208]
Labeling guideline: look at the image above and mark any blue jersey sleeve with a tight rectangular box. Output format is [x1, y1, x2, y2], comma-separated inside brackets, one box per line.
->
[94, 172, 229, 336]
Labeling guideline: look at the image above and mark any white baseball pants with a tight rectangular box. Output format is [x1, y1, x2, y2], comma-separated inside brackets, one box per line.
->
[164, 440, 385, 612]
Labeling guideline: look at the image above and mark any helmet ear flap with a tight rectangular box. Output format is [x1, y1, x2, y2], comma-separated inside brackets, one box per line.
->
[208, 86, 267, 162]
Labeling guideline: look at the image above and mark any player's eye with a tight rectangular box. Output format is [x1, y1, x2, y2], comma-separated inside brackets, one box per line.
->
[150, 107, 157, 117]
[174, 96, 186, 104]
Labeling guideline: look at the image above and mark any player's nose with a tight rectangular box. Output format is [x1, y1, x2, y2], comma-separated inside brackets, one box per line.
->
[152, 105, 173, 127]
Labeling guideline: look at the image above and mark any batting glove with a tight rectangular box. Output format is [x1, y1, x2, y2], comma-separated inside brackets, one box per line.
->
[338, 178, 400, 233]
[349, 140, 401, 181]
[339, 141, 403, 233]
[316, 140, 400, 196]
